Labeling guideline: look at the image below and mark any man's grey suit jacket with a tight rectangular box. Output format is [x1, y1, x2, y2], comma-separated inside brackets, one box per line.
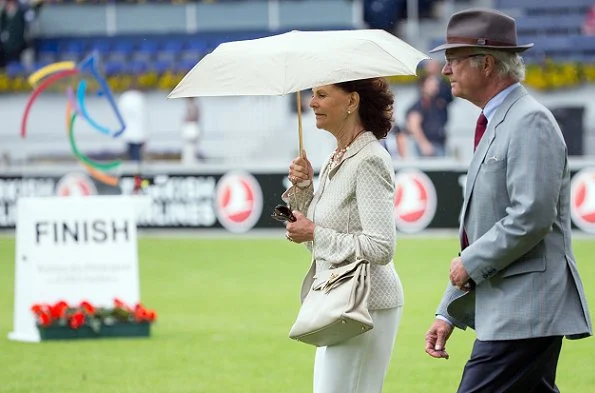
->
[437, 85, 592, 341]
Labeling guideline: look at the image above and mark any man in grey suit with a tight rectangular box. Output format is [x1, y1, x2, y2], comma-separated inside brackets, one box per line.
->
[424, 8, 592, 393]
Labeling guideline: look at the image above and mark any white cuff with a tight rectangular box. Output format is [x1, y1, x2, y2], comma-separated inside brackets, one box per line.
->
[436, 315, 453, 326]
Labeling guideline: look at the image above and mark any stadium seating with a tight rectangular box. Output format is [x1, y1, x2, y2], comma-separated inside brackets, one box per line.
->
[25, 30, 276, 76]
[495, 0, 593, 13]
[516, 14, 584, 36]
[429, 1, 594, 64]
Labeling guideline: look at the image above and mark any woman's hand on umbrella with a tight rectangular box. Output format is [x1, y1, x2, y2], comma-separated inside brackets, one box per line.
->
[288, 150, 313, 186]
[286, 211, 315, 243]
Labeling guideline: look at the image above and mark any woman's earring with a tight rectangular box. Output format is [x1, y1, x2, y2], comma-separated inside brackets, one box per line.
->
[347, 110, 351, 115]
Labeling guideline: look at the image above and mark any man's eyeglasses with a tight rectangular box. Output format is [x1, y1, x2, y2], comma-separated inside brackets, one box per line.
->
[271, 204, 297, 223]
[444, 53, 485, 66]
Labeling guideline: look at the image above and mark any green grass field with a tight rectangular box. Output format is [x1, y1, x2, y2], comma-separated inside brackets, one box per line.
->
[0, 235, 593, 393]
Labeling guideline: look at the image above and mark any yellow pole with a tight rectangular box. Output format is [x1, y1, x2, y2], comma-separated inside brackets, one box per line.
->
[297, 90, 303, 157]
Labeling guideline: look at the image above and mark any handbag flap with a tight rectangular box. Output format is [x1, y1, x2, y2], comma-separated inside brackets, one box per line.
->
[312, 260, 367, 292]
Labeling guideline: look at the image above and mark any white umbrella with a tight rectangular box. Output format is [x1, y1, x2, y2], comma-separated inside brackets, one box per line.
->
[168, 29, 430, 154]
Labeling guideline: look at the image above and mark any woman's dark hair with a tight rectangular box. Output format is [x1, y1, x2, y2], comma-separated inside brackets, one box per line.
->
[335, 77, 394, 139]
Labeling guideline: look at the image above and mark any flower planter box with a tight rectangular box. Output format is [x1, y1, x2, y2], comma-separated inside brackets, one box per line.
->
[38, 322, 151, 341]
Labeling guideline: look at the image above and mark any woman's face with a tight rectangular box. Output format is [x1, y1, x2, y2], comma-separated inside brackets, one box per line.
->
[309, 84, 351, 132]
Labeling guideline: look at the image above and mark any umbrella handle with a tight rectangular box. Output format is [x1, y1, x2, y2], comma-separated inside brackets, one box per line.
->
[297, 90, 304, 157]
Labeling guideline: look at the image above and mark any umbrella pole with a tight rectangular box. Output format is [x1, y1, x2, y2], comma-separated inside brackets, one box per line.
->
[297, 90, 304, 157]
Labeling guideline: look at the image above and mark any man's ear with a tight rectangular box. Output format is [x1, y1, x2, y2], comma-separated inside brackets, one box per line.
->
[484, 55, 496, 76]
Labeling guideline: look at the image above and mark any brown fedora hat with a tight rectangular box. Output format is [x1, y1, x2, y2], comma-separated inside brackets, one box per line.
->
[429, 8, 534, 53]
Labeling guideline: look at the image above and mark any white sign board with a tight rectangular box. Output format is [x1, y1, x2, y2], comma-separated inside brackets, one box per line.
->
[9, 196, 146, 342]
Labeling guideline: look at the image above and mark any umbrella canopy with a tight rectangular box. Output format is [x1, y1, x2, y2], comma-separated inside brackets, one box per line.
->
[168, 29, 430, 98]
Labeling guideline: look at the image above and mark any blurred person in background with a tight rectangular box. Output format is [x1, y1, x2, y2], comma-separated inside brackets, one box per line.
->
[283, 77, 404, 393]
[424, 8, 592, 393]
[180, 97, 202, 165]
[118, 85, 147, 165]
[406, 74, 448, 157]
[0, 0, 5, 68]
[382, 123, 410, 159]
[582, 4, 595, 35]
[363, 0, 439, 37]
[0, 0, 26, 65]
[363, 0, 406, 35]
[423, 58, 454, 125]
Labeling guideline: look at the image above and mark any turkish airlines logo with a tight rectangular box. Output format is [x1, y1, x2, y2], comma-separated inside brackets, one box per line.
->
[55, 173, 97, 197]
[215, 171, 263, 233]
[394, 169, 437, 233]
[570, 168, 595, 234]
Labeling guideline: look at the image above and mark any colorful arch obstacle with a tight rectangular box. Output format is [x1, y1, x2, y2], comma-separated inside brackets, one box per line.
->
[21, 53, 126, 186]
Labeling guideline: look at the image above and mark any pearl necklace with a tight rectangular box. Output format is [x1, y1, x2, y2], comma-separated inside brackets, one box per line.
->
[330, 130, 365, 168]
[331, 146, 348, 163]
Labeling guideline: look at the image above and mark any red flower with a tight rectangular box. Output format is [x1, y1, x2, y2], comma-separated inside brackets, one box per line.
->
[114, 298, 132, 311]
[31, 304, 49, 315]
[79, 301, 95, 315]
[146, 310, 157, 322]
[134, 306, 147, 322]
[50, 301, 69, 319]
[133, 304, 157, 322]
[68, 311, 85, 329]
[31, 299, 157, 330]
[38, 312, 52, 327]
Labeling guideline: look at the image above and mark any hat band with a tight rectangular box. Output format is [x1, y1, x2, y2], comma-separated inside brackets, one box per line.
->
[447, 36, 517, 47]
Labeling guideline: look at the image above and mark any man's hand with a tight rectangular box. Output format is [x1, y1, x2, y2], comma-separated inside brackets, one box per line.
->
[449, 256, 470, 290]
[425, 319, 453, 359]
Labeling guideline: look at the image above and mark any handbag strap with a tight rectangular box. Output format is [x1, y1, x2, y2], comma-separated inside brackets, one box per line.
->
[355, 238, 364, 261]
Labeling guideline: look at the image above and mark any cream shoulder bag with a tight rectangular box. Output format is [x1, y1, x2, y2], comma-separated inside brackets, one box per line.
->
[288, 241, 373, 347]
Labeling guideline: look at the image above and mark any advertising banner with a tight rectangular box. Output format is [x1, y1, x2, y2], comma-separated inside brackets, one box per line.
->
[0, 167, 594, 234]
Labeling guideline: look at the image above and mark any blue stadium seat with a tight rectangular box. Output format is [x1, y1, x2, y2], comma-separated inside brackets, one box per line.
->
[570, 35, 595, 52]
[186, 39, 209, 54]
[162, 40, 184, 53]
[134, 40, 159, 60]
[37, 40, 60, 53]
[111, 40, 135, 61]
[153, 59, 174, 74]
[60, 40, 87, 62]
[156, 40, 183, 63]
[37, 48, 58, 65]
[529, 36, 573, 52]
[179, 40, 206, 64]
[516, 15, 583, 36]
[125, 59, 149, 75]
[174, 58, 196, 73]
[89, 39, 111, 57]
[6, 61, 25, 77]
[495, 0, 593, 9]
[103, 59, 126, 76]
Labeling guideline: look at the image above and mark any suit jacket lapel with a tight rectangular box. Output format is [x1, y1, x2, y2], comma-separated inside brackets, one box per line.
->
[328, 131, 376, 179]
[460, 86, 528, 232]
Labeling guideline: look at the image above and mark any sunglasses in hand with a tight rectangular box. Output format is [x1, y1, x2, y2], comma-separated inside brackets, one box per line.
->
[271, 204, 297, 223]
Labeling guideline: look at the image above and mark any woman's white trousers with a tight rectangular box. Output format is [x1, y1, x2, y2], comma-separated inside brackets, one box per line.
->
[313, 306, 403, 393]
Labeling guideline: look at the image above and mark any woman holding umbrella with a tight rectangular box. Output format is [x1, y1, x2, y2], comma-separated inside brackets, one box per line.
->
[283, 77, 404, 393]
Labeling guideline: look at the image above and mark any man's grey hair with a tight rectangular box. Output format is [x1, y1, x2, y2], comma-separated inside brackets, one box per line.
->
[469, 48, 526, 82]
